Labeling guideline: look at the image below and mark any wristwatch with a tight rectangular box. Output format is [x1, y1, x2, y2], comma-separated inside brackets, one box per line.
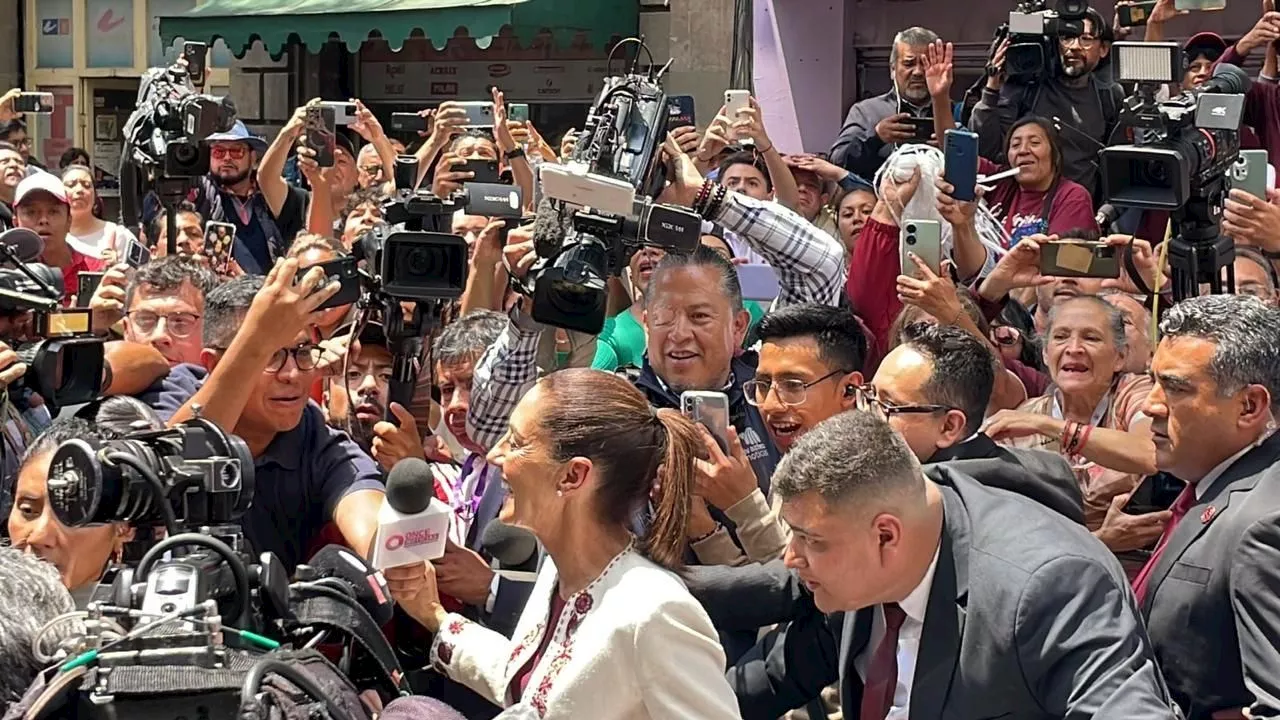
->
[503, 146, 526, 162]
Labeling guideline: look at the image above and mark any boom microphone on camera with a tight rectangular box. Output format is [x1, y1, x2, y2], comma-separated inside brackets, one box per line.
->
[370, 458, 452, 570]
[301, 545, 396, 627]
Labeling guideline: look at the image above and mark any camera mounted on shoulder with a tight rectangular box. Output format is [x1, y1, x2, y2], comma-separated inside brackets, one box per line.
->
[525, 37, 703, 335]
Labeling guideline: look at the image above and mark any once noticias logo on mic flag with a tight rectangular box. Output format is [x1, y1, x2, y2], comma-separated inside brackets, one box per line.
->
[383, 527, 442, 552]
[370, 495, 451, 570]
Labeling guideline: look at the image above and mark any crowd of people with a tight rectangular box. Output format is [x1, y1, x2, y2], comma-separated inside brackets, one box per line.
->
[1, 0, 1280, 717]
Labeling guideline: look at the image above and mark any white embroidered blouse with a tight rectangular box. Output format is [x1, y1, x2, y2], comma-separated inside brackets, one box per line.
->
[429, 542, 742, 719]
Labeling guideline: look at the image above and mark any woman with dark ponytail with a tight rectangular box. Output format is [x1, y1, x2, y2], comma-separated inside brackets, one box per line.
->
[387, 369, 740, 719]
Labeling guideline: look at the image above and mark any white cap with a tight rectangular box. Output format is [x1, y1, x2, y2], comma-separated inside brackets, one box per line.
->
[14, 171, 68, 207]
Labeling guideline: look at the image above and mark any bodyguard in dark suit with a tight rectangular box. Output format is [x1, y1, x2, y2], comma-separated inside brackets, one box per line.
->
[730, 410, 1176, 720]
[1139, 295, 1280, 719]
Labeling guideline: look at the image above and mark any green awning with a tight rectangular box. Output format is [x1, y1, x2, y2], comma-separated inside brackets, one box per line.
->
[159, 0, 636, 58]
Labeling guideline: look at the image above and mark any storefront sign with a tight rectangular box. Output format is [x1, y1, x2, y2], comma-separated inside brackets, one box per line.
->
[359, 60, 614, 103]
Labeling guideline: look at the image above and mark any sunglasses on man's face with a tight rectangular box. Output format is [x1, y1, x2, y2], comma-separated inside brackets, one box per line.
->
[211, 145, 248, 160]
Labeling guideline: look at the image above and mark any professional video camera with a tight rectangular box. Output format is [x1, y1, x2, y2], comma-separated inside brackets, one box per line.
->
[119, 61, 237, 257]
[0, 228, 103, 414]
[1099, 42, 1251, 299]
[122, 63, 236, 178]
[531, 37, 702, 334]
[17, 418, 402, 719]
[350, 154, 499, 417]
[993, 0, 1090, 81]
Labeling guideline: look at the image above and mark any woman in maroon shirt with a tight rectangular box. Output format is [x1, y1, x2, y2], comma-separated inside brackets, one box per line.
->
[923, 41, 1098, 247]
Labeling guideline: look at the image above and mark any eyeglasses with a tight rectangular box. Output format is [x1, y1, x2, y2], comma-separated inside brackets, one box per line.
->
[359, 165, 382, 176]
[127, 310, 201, 338]
[266, 343, 323, 373]
[744, 370, 848, 407]
[210, 145, 248, 160]
[11, 138, 31, 149]
[1061, 34, 1099, 48]
[855, 384, 953, 419]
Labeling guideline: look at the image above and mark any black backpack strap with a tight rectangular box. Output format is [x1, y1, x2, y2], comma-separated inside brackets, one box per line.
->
[291, 589, 407, 697]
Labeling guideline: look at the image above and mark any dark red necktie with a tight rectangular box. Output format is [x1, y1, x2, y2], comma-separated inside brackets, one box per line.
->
[1132, 484, 1197, 604]
[860, 603, 908, 720]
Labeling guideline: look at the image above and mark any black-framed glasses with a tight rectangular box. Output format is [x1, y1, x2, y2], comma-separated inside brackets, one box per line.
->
[855, 384, 953, 418]
[265, 343, 323, 374]
[744, 369, 848, 407]
[1061, 34, 1099, 48]
[127, 310, 201, 338]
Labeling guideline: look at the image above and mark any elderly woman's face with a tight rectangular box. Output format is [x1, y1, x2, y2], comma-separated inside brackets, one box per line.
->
[8, 451, 128, 590]
[1045, 300, 1125, 396]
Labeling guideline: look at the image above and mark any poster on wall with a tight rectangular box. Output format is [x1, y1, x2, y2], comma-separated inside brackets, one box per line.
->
[36, 0, 74, 68]
[359, 60, 615, 103]
[91, 88, 136, 194]
[87, 0, 135, 68]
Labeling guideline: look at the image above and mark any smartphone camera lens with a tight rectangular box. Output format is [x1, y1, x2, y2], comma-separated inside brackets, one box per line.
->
[906, 224, 917, 233]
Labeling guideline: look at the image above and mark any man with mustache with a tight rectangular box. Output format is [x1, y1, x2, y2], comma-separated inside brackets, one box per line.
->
[830, 27, 941, 180]
[970, 8, 1120, 198]
[183, 118, 308, 275]
[0, 142, 25, 231]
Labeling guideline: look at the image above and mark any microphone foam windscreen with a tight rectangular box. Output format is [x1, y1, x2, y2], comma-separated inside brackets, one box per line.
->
[306, 544, 395, 626]
[385, 457, 436, 515]
[481, 521, 539, 570]
[0, 228, 44, 264]
[530, 197, 571, 259]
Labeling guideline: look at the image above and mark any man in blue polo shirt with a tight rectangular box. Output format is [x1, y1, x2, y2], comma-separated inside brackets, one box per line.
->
[141, 261, 384, 572]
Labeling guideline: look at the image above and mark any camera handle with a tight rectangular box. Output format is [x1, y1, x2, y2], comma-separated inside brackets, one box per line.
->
[0, 244, 61, 306]
[379, 298, 445, 427]
[154, 175, 194, 257]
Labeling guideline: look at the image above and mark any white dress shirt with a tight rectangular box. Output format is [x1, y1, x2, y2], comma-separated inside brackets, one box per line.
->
[855, 545, 942, 719]
[1193, 428, 1274, 500]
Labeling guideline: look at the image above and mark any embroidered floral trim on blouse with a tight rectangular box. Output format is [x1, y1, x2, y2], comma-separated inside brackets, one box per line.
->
[517, 538, 636, 718]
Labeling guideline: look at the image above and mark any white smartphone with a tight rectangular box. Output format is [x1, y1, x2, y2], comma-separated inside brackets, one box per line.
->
[321, 101, 358, 126]
[736, 264, 780, 301]
[681, 391, 731, 454]
[456, 101, 494, 128]
[723, 90, 753, 145]
[901, 219, 942, 276]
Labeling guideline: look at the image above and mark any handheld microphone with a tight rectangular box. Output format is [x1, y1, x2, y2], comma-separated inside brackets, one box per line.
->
[370, 457, 452, 570]
[299, 545, 396, 627]
[1095, 203, 1120, 232]
[481, 522, 540, 583]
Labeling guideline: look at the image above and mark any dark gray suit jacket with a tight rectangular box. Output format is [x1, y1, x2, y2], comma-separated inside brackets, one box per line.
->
[702, 470, 1177, 720]
[930, 433, 1085, 525]
[1143, 432, 1280, 719]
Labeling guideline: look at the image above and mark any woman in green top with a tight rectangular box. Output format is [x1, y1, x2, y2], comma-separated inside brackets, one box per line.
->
[601, 235, 764, 369]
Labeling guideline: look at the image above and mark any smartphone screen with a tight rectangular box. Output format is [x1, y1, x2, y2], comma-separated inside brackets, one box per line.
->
[14, 92, 54, 114]
[203, 221, 237, 273]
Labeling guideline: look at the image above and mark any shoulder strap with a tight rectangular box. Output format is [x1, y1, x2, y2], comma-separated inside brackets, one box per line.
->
[1040, 176, 1061, 225]
[1017, 83, 1042, 122]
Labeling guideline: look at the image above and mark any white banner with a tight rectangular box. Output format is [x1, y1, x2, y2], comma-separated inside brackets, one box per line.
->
[359, 59, 614, 103]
